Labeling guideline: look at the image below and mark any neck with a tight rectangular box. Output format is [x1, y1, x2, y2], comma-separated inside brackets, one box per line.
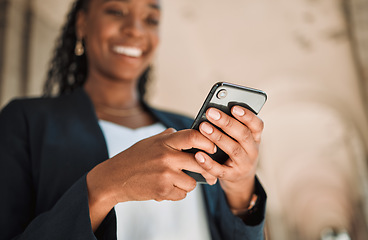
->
[83, 75, 156, 129]
[83, 76, 140, 109]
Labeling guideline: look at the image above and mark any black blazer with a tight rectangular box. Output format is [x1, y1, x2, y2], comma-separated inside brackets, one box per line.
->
[0, 88, 266, 240]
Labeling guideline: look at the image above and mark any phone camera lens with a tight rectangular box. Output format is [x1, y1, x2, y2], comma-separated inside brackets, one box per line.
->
[216, 89, 227, 99]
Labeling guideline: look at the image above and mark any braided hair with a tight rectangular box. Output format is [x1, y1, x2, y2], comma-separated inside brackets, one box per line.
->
[43, 0, 151, 100]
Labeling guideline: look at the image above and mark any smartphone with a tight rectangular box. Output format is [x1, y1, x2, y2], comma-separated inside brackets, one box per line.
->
[183, 82, 267, 183]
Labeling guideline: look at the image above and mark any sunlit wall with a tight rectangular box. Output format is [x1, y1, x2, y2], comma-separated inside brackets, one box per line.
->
[0, 0, 367, 239]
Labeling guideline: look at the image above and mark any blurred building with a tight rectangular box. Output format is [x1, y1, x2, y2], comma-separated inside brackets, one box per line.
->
[0, 0, 367, 239]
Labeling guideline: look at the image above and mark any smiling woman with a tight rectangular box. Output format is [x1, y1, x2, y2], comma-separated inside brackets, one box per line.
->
[72, 0, 161, 128]
[0, 0, 266, 239]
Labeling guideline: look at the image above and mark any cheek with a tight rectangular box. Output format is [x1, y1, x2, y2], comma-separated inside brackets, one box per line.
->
[86, 16, 117, 43]
[86, 24, 117, 58]
[153, 34, 160, 48]
[149, 32, 160, 52]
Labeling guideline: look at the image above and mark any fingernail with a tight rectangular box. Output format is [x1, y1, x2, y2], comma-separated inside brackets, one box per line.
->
[213, 145, 217, 153]
[200, 122, 213, 134]
[232, 106, 245, 116]
[195, 153, 205, 163]
[207, 108, 221, 120]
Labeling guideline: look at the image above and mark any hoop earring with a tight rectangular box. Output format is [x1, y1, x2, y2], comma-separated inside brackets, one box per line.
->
[75, 39, 84, 56]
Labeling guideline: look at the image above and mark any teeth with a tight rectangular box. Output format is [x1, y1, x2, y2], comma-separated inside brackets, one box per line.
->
[113, 46, 142, 57]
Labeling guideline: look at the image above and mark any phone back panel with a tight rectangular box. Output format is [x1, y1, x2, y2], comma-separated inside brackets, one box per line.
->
[191, 82, 267, 130]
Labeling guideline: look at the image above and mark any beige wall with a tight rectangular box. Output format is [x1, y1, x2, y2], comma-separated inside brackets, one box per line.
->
[1, 0, 368, 239]
[153, 1, 368, 238]
[1, 0, 28, 103]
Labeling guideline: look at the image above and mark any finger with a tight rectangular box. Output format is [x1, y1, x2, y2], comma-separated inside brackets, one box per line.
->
[204, 108, 259, 159]
[206, 108, 256, 147]
[171, 171, 198, 193]
[194, 151, 232, 180]
[169, 187, 188, 201]
[231, 106, 264, 143]
[156, 185, 188, 202]
[167, 151, 218, 185]
[199, 122, 258, 164]
[159, 127, 177, 135]
[153, 170, 194, 201]
[163, 129, 217, 154]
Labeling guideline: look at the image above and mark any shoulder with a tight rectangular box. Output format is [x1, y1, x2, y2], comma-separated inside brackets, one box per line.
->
[0, 97, 63, 134]
[1, 97, 50, 118]
[148, 107, 194, 130]
[0, 88, 91, 119]
[1, 96, 60, 123]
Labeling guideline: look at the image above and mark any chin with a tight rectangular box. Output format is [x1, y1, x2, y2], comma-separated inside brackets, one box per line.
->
[106, 66, 145, 82]
[109, 72, 142, 84]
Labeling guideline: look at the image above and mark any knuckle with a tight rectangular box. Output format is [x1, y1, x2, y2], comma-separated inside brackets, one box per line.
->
[218, 170, 226, 179]
[167, 127, 176, 133]
[258, 119, 265, 130]
[155, 152, 169, 166]
[154, 181, 169, 199]
[206, 163, 214, 171]
[231, 145, 243, 158]
[254, 133, 262, 143]
[160, 170, 172, 182]
[215, 133, 223, 143]
[188, 130, 199, 145]
[224, 117, 233, 128]
[157, 184, 171, 198]
[241, 129, 252, 143]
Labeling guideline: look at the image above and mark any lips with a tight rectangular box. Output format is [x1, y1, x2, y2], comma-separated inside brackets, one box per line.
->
[112, 46, 143, 58]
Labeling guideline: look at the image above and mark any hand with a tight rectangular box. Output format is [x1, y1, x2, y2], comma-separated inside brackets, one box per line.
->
[86, 128, 217, 230]
[194, 106, 264, 212]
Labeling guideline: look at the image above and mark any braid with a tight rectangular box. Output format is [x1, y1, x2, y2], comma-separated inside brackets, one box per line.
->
[43, 0, 87, 96]
[137, 67, 151, 102]
[43, 0, 151, 100]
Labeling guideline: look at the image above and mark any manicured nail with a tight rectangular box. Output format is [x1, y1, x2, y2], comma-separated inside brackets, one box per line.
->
[232, 106, 245, 116]
[195, 153, 205, 163]
[208, 108, 221, 120]
[200, 122, 213, 134]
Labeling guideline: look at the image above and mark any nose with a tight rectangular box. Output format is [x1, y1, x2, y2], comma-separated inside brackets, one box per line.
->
[121, 16, 144, 38]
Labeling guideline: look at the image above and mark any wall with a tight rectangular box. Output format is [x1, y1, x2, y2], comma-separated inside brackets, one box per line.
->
[151, 1, 368, 239]
[1, 0, 367, 239]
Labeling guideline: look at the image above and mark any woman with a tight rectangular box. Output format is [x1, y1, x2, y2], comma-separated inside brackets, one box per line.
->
[0, 0, 266, 239]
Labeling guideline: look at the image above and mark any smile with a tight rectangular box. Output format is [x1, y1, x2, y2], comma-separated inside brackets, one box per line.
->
[112, 46, 143, 58]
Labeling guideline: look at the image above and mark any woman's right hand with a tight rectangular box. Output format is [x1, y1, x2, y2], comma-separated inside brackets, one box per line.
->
[86, 128, 217, 231]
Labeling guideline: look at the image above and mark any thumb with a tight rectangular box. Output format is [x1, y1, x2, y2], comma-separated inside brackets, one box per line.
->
[161, 128, 177, 135]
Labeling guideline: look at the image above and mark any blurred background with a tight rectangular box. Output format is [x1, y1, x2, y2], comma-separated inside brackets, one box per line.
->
[0, 0, 367, 239]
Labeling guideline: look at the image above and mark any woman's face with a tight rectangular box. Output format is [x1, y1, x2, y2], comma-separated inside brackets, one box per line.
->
[77, 0, 160, 82]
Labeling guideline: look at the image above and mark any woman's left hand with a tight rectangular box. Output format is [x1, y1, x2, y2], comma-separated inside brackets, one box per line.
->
[195, 106, 264, 213]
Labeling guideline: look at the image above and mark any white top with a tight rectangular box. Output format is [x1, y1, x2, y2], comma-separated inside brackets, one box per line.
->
[98, 120, 211, 240]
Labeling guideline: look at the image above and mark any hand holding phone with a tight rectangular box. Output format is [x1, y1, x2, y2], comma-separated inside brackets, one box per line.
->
[183, 82, 267, 183]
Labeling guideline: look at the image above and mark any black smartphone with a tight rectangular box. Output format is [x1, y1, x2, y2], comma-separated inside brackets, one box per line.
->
[183, 82, 267, 183]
